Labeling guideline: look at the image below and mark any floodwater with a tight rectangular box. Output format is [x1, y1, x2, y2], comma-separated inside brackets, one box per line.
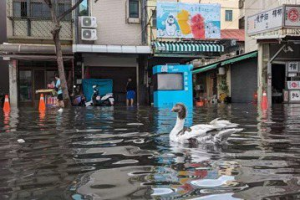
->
[1, 104, 300, 200]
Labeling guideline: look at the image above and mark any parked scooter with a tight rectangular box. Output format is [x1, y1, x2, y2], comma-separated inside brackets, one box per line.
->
[85, 85, 114, 107]
[71, 85, 86, 106]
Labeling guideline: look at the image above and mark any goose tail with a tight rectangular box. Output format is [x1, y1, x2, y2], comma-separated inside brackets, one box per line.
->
[213, 128, 243, 144]
[210, 118, 239, 129]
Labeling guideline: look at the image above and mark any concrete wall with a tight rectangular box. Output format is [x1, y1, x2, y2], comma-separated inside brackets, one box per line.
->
[90, 0, 142, 46]
[0, 0, 9, 94]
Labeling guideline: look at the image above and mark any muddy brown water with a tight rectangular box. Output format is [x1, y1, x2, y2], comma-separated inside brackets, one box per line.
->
[1, 104, 300, 200]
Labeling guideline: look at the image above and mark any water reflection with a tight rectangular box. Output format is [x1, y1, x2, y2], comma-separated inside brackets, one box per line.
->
[1, 104, 300, 199]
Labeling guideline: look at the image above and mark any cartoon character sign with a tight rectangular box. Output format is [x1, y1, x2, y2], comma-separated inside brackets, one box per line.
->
[157, 2, 221, 39]
[157, 11, 180, 37]
[165, 14, 177, 36]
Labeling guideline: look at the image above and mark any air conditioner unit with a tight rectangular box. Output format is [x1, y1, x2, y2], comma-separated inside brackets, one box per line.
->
[80, 16, 97, 28]
[81, 29, 97, 41]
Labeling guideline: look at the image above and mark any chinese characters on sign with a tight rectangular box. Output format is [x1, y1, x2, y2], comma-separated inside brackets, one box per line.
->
[287, 81, 300, 89]
[247, 7, 283, 35]
[290, 90, 300, 101]
[247, 5, 300, 36]
[287, 62, 299, 72]
[285, 6, 300, 26]
[157, 2, 221, 39]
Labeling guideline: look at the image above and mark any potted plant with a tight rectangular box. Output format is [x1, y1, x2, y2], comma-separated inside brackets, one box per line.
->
[218, 77, 229, 103]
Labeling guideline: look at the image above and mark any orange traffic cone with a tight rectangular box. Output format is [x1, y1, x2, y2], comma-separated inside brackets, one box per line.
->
[39, 94, 46, 111]
[3, 95, 10, 112]
[261, 91, 268, 110]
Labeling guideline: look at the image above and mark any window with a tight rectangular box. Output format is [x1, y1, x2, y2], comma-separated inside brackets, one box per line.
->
[225, 10, 233, 21]
[13, 1, 27, 17]
[79, 0, 88, 16]
[129, 0, 139, 18]
[153, 74, 183, 91]
[58, 3, 72, 20]
[152, 10, 157, 28]
[19, 71, 32, 102]
[31, 2, 51, 19]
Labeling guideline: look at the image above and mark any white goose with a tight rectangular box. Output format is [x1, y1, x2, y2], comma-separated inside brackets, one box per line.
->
[170, 103, 243, 144]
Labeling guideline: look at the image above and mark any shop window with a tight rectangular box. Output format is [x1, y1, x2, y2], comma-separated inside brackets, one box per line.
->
[19, 71, 32, 102]
[153, 74, 183, 91]
[79, 0, 89, 16]
[225, 10, 233, 21]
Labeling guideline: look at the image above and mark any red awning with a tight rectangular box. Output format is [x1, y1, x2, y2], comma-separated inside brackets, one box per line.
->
[221, 29, 245, 42]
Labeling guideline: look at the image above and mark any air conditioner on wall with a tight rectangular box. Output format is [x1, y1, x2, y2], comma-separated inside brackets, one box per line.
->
[81, 29, 97, 41]
[80, 16, 97, 28]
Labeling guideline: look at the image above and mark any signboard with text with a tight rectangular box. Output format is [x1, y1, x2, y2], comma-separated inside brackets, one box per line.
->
[247, 5, 300, 36]
[290, 90, 300, 102]
[247, 6, 283, 35]
[157, 2, 221, 39]
[287, 81, 300, 89]
[285, 6, 300, 27]
[286, 62, 299, 72]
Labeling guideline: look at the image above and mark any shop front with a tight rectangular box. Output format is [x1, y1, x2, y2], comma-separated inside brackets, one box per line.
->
[247, 4, 300, 106]
[18, 61, 74, 107]
[192, 51, 258, 104]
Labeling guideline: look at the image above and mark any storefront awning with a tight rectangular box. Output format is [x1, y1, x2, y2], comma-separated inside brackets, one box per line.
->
[153, 41, 224, 54]
[221, 51, 258, 66]
[193, 51, 258, 74]
[192, 63, 218, 74]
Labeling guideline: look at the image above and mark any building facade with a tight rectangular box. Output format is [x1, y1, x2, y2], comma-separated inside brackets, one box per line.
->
[1, 0, 73, 107]
[245, 0, 300, 106]
[0, 0, 9, 97]
[73, 0, 151, 105]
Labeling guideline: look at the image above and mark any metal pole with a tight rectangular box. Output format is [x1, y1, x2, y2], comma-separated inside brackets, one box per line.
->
[136, 61, 139, 106]
[267, 44, 286, 108]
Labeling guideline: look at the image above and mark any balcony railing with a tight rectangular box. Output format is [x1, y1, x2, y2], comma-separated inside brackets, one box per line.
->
[7, 0, 73, 40]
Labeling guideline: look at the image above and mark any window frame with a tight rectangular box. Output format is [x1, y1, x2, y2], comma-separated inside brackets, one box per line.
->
[225, 10, 233, 22]
[126, 0, 141, 23]
[153, 73, 184, 91]
[129, 0, 140, 19]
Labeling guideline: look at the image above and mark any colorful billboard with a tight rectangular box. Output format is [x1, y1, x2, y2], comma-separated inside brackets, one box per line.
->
[156, 2, 221, 39]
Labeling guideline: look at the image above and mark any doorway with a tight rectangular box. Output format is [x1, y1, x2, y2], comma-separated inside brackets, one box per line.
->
[272, 64, 285, 104]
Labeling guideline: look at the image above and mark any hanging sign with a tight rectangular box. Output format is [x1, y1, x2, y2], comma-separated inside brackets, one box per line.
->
[247, 6, 284, 35]
[287, 81, 300, 89]
[286, 62, 299, 72]
[290, 90, 300, 101]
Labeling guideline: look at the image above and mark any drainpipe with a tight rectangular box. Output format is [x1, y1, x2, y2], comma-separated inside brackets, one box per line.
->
[141, 0, 147, 45]
[267, 44, 286, 108]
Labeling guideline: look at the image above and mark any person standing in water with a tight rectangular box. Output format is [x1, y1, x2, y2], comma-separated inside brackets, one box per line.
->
[55, 73, 64, 109]
[126, 78, 136, 106]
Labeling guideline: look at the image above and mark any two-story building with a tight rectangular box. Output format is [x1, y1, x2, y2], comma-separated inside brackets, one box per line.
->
[72, 0, 151, 105]
[1, 0, 74, 107]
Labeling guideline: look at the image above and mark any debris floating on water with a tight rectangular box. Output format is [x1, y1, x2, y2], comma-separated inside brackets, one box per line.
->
[17, 139, 25, 143]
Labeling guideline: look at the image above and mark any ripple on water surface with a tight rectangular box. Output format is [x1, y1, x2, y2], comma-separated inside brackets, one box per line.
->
[1, 105, 300, 199]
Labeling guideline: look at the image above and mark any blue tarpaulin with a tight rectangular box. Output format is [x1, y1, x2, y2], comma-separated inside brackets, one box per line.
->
[82, 79, 113, 101]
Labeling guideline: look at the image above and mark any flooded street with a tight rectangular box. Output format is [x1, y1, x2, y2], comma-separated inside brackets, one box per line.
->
[1, 104, 300, 200]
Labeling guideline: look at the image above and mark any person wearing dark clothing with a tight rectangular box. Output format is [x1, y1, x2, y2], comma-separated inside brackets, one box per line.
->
[126, 78, 136, 106]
